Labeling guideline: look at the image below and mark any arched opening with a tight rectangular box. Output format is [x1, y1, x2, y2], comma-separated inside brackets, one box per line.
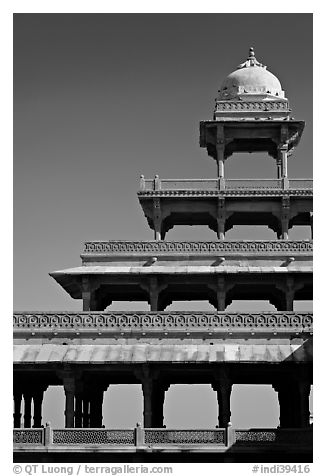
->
[165, 300, 216, 312]
[164, 384, 217, 429]
[225, 152, 277, 179]
[166, 225, 218, 241]
[231, 384, 279, 428]
[42, 386, 65, 428]
[226, 284, 283, 310]
[288, 226, 312, 240]
[226, 300, 277, 312]
[294, 300, 313, 312]
[107, 301, 149, 311]
[226, 225, 276, 240]
[103, 385, 142, 428]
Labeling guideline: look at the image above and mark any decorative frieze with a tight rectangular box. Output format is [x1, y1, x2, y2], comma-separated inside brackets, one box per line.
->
[13, 312, 312, 332]
[83, 240, 312, 254]
[214, 101, 289, 112]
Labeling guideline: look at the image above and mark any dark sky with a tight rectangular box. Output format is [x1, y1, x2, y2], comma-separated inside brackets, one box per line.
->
[14, 13, 312, 310]
[13, 12, 313, 430]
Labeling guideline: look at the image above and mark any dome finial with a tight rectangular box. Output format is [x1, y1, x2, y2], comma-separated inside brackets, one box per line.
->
[237, 47, 266, 70]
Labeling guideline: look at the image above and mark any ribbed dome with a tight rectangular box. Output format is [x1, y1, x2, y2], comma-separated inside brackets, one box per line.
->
[217, 48, 285, 101]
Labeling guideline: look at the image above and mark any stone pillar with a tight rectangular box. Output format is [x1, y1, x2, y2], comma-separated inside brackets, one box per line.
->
[273, 383, 292, 427]
[148, 277, 164, 311]
[90, 387, 105, 428]
[153, 197, 162, 241]
[23, 391, 32, 428]
[217, 198, 225, 240]
[279, 145, 289, 178]
[63, 376, 76, 428]
[296, 381, 311, 428]
[284, 277, 295, 312]
[274, 380, 310, 428]
[281, 197, 290, 240]
[142, 379, 153, 428]
[74, 380, 84, 428]
[82, 395, 90, 428]
[152, 383, 169, 428]
[74, 394, 83, 428]
[212, 373, 232, 427]
[217, 277, 226, 311]
[81, 276, 98, 311]
[32, 388, 45, 428]
[216, 125, 225, 190]
[13, 389, 23, 428]
[276, 159, 282, 179]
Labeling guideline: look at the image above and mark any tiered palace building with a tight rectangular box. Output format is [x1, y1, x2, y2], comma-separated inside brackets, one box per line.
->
[14, 48, 313, 463]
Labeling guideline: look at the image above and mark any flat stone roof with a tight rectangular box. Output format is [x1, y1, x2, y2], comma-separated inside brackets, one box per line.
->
[14, 341, 312, 364]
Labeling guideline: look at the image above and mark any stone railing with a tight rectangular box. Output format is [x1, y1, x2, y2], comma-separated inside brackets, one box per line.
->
[139, 176, 313, 193]
[13, 312, 313, 334]
[82, 240, 313, 254]
[13, 425, 312, 450]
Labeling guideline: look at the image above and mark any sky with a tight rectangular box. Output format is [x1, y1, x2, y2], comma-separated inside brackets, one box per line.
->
[13, 13, 312, 429]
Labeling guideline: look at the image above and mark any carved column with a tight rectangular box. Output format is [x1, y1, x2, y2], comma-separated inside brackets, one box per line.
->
[276, 158, 282, 179]
[23, 391, 32, 428]
[89, 385, 106, 428]
[152, 383, 170, 428]
[279, 145, 289, 179]
[295, 381, 311, 428]
[136, 366, 162, 428]
[153, 196, 162, 241]
[74, 394, 83, 428]
[74, 380, 84, 428]
[212, 370, 232, 427]
[216, 125, 225, 190]
[279, 125, 289, 189]
[81, 276, 98, 311]
[281, 196, 290, 240]
[149, 276, 160, 311]
[142, 380, 153, 428]
[13, 388, 23, 428]
[217, 198, 226, 240]
[285, 277, 295, 311]
[61, 374, 76, 428]
[32, 387, 47, 428]
[273, 383, 291, 427]
[82, 394, 91, 428]
[217, 277, 226, 311]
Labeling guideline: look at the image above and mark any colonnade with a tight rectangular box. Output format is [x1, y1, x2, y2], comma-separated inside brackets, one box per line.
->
[81, 275, 311, 312]
[13, 371, 312, 430]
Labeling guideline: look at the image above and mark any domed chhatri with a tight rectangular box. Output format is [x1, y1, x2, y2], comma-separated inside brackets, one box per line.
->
[213, 47, 290, 120]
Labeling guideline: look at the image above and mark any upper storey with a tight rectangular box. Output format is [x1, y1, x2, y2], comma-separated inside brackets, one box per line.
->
[200, 48, 305, 180]
[213, 47, 289, 120]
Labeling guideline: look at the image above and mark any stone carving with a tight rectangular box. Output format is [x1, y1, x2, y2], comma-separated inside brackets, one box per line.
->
[13, 312, 313, 331]
[52, 429, 134, 445]
[144, 429, 225, 445]
[13, 429, 43, 444]
[83, 240, 312, 254]
[215, 101, 289, 111]
[235, 431, 277, 442]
